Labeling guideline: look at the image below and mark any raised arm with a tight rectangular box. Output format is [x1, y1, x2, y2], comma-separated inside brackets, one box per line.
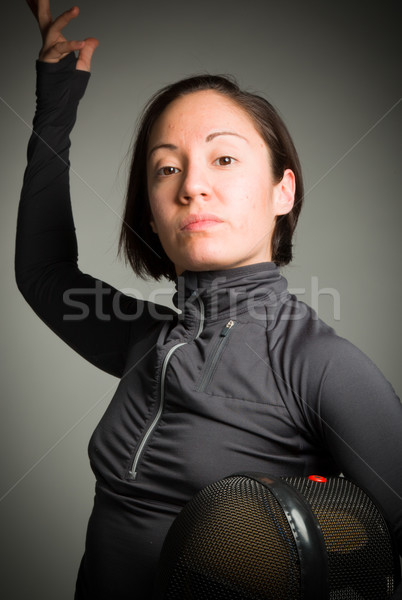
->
[16, 2, 155, 377]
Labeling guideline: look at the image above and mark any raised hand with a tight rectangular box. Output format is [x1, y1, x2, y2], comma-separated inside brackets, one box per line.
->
[26, 0, 99, 71]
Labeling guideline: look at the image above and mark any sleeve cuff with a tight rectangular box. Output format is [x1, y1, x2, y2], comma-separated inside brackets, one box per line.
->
[36, 51, 78, 73]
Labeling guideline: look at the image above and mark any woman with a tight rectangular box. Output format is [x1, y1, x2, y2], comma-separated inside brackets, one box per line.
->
[17, 2, 402, 598]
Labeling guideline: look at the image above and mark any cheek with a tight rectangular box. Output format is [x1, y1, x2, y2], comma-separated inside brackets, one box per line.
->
[147, 196, 158, 230]
[148, 191, 163, 220]
[149, 218, 158, 234]
[227, 179, 270, 222]
[148, 179, 177, 222]
[149, 201, 174, 240]
[148, 196, 163, 234]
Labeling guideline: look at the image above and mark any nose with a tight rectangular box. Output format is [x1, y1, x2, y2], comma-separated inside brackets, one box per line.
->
[178, 162, 211, 204]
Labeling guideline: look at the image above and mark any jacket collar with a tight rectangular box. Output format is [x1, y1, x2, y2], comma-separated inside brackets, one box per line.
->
[173, 262, 289, 321]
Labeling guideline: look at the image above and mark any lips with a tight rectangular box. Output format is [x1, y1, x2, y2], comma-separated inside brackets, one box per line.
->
[179, 213, 224, 231]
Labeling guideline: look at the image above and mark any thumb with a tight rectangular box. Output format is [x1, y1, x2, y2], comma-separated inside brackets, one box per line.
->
[76, 37, 99, 72]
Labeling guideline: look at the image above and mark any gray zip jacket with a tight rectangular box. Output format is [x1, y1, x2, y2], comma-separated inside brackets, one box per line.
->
[15, 52, 402, 599]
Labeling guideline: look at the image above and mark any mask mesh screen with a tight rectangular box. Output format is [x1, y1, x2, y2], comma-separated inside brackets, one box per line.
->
[155, 475, 300, 599]
[154, 475, 399, 599]
[284, 476, 397, 599]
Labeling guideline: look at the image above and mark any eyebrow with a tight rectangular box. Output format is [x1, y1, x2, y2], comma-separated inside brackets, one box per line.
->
[148, 131, 248, 159]
[206, 131, 248, 143]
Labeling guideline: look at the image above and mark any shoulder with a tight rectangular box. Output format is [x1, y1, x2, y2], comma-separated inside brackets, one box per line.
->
[269, 292, 343, 363]
[268, 293, 399, 415]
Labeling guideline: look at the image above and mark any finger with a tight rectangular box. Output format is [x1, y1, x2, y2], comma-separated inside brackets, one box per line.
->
[46, 5, 79, 37]
[76, 37, 99, 72]
[26, 0, 52, 28]
[39, 39, 85, 62]
[37, 0, 53, 30]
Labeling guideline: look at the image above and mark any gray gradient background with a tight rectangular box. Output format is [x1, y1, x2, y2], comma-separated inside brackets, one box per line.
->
[1, 1, 401, 598]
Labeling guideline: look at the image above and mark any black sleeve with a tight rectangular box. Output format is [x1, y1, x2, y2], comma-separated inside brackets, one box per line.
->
[15, 53, 152, 378]
[304, 334, 402, 590]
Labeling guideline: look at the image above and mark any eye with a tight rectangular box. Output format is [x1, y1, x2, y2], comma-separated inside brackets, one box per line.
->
[214, 156, 236, 166]
[157, 166, 180, 177]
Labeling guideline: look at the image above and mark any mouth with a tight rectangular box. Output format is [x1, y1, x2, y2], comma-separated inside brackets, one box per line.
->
[179, 213, 224, 232]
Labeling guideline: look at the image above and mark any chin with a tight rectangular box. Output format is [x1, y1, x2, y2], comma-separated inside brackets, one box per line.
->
[175, 252, 229, 273]
[176, 253, 255, 274]
[171, 241, 268, 274]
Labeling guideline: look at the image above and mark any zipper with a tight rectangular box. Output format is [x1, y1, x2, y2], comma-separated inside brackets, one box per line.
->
[197, 319, 236, 393]
[129, 293, 205, 480]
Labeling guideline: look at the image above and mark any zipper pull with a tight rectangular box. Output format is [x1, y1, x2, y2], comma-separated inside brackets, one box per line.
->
[220, 319, 235, 336]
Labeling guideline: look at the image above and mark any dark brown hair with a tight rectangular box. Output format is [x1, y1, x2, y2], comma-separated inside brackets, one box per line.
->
[118, 74, 304, 281]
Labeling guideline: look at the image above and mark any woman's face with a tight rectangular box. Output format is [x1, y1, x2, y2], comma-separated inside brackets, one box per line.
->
[147, 90, 295, 275]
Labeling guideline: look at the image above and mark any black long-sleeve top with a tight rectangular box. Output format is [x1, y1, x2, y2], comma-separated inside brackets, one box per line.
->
[15, 52, 402, 599]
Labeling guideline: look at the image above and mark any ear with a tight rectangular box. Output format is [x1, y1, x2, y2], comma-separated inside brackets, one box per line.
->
[150, 219, 158, 234]
[273, 169, 295, 216]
